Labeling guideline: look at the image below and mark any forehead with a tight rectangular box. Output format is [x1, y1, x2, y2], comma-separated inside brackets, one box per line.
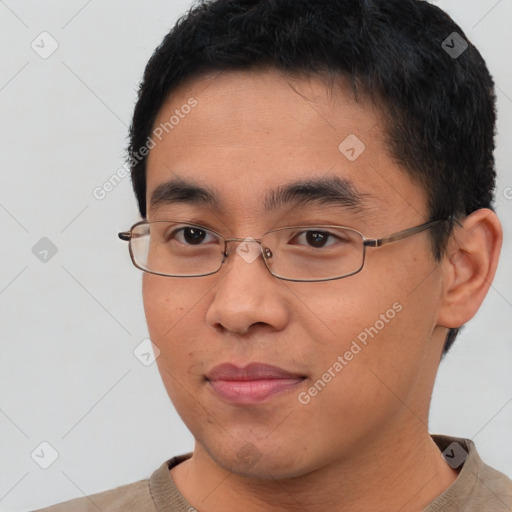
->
[145, 69, 427, 223]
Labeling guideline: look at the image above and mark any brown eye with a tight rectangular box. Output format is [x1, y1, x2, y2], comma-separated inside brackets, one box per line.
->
[165, 226, 216, 245]
[293, 230, 340, 249]
[182, 227, 207, 245]
[305, 231, 330, 248]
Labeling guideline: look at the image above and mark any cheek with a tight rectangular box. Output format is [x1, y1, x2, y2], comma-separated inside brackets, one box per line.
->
[292, 278, 394, 354]
[142, 275, 209, 404]
[142, 282, 171, 341]
[142, 275, 203, 370]
[295, 258, 439, 385]
[142, 274, 199, 338]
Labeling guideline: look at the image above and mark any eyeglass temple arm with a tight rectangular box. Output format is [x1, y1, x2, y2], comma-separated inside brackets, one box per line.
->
[363, 220, 445, 248]
[119, 230, 167, 241]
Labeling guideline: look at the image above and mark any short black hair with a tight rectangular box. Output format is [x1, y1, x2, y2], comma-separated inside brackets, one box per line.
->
[128, 0, 497, 354]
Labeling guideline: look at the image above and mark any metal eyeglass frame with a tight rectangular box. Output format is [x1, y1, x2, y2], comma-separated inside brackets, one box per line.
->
[118, 219, 446, 282]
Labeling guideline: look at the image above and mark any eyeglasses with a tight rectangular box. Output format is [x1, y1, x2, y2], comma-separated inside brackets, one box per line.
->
[118, 219, 445, 282]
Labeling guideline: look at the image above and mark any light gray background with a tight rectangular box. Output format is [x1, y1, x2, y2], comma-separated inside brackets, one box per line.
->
[0, 1, 510, 510]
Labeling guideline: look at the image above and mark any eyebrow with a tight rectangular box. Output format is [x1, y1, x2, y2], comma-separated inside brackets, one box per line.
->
[264, 176, 364, 211]
[149, 175, 367, 214]
[150, 180, 220, 213]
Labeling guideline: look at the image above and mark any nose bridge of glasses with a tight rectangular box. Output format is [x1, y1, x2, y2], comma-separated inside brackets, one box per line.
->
[223, 237, 269, 264]
[224, 237, 263, 244]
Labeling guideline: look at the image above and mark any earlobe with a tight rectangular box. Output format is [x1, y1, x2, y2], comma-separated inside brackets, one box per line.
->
[437, 209, 503, 329]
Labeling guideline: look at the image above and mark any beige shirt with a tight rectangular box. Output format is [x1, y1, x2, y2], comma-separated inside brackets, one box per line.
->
[34, 436, 512, 511]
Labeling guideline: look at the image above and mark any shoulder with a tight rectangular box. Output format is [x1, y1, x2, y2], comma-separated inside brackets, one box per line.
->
[32, 478, 154, 512]
[32, 455, 193, 512]
[473, 454, 512, 508]
[429, 435, 512, 511]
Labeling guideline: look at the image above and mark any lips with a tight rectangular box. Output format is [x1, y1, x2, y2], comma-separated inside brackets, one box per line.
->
[206, 363, 306, 404]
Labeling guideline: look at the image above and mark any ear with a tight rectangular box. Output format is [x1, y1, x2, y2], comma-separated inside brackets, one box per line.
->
[437, 208, 502, 329]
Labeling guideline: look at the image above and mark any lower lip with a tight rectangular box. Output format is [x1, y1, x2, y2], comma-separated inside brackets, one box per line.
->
[208, 378, 304, 404]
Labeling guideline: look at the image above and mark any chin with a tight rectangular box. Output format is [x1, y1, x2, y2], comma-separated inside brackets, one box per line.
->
[202, 437, 315, 480]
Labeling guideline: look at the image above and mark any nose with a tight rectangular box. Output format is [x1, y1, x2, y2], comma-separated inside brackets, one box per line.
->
[205, 239, 289, 335]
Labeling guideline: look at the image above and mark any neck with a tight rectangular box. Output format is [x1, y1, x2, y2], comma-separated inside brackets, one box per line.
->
[171, 421, 458, 512]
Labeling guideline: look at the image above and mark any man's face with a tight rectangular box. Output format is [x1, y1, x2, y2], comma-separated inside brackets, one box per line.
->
[143, 69, 446, 478]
